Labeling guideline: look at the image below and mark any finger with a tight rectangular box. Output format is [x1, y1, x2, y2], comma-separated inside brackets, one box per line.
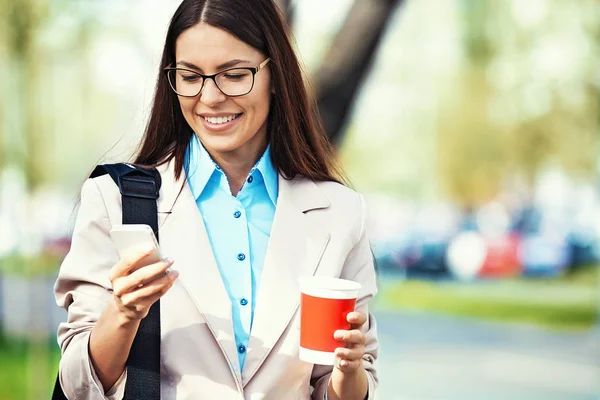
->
[336, 357, 361, 372]
[334, 347, 365, 361]
[133, 271, 179, 305]
[109, 247, 155, 282]
[116, 258, 174, 295]
[347, 311, 367, 327]
[120, 269, 179, 306]
[334, 329, 366, 346]
[112, 258, 174, 297]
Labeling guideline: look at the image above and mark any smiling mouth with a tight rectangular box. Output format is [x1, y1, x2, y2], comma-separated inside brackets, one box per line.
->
[202, 113, 242, 125]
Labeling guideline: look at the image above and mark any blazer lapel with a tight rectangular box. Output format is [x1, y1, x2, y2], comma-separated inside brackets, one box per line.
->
[242, 175, 331, 386]
[155, 160, 243, 385]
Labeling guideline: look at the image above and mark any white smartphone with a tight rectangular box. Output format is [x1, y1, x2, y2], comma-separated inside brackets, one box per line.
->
[109, 224, 166, 271]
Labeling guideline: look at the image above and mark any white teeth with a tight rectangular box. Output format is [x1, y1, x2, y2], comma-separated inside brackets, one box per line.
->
[204, 114, 238, 124]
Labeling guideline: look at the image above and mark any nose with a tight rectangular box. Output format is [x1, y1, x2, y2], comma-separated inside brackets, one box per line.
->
[200, 77, 227, 107]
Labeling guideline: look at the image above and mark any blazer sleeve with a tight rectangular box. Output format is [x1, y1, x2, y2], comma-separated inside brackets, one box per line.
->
[53, 178, 127, 400]
[311, 193, 379, 399]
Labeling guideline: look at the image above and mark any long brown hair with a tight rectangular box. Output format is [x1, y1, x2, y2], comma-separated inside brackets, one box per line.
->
[134, 0, 346, 184]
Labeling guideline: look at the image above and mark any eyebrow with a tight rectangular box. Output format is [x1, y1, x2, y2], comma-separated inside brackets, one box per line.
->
[176, 59, 251, 72]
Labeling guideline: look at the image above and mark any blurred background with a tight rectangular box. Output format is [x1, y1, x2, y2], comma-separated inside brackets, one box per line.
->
[0, 0, 599, 399]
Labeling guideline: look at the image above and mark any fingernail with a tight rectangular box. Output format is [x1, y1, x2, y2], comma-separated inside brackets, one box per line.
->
[164, 257, 174, 265]
[168, 270, 179, 282]
[334, 331, 344, 340]
[340, 360, 347, 367]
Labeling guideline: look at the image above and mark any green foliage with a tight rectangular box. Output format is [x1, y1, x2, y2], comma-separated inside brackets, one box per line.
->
[0, 334, 60, 400]
[342, 0, 599, 203]
[0, 252, 63, 278]
[0, 0, 105, 189]
[435, 0, 599, 205]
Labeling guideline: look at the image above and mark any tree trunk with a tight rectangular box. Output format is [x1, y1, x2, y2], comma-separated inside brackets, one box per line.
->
[313, 0, 403, 146]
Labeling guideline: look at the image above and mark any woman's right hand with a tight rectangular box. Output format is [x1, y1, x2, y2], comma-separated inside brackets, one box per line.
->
[109, 248, 179, 322]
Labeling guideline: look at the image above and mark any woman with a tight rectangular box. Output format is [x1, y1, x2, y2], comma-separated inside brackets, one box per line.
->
[54, 0, 378, 399]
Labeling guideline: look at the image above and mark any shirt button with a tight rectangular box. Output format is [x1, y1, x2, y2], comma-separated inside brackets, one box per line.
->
[238, 345, 246, 353]
[237, 253, 246, 261]
[240, 298, 248, 306]
[233, 210, 242, 219]
[247, 176, 254, 183]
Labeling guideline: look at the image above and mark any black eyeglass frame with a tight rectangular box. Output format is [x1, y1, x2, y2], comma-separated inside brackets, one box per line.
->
[163, 58, 271, 98]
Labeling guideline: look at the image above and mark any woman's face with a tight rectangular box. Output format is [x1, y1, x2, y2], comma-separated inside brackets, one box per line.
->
[174, 23, 272, 160]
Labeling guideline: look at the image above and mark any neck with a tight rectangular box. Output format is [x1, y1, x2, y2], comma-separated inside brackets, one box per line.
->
[206, 138, 268, 196]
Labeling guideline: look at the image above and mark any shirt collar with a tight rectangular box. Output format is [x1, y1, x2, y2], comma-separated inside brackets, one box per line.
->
[184, 134, 278, 205]
[254, 145, 278, 205]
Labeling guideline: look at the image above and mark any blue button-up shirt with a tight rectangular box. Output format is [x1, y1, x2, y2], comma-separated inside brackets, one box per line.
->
[184, 134, 278, 371]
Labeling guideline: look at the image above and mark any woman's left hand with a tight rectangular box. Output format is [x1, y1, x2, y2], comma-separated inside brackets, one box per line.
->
[333, 311, 367, 373]
[328, 311, 369, 399]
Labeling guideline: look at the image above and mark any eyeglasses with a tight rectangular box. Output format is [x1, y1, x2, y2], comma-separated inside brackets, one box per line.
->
[164, 58, 271, 97]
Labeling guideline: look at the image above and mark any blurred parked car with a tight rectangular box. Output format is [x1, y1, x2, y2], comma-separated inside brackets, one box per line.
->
[518, 234, 571, 276]
[478, 233, 522, 278]
[374, 199, 600, 280]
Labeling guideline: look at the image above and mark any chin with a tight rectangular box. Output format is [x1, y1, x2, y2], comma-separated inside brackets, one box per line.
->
[197, 133, 244, 154]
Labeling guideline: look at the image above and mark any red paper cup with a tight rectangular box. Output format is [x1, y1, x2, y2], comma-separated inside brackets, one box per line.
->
[298, 277, 361, 365]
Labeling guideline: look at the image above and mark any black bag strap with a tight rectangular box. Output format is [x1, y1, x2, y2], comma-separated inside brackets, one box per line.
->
[52, 163, 162, 400]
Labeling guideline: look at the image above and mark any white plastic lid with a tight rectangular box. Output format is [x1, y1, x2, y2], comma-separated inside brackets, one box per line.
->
[298, 277, 361, 299]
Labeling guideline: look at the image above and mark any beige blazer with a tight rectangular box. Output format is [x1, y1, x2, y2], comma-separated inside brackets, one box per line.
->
[54, 158, 379, 400]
